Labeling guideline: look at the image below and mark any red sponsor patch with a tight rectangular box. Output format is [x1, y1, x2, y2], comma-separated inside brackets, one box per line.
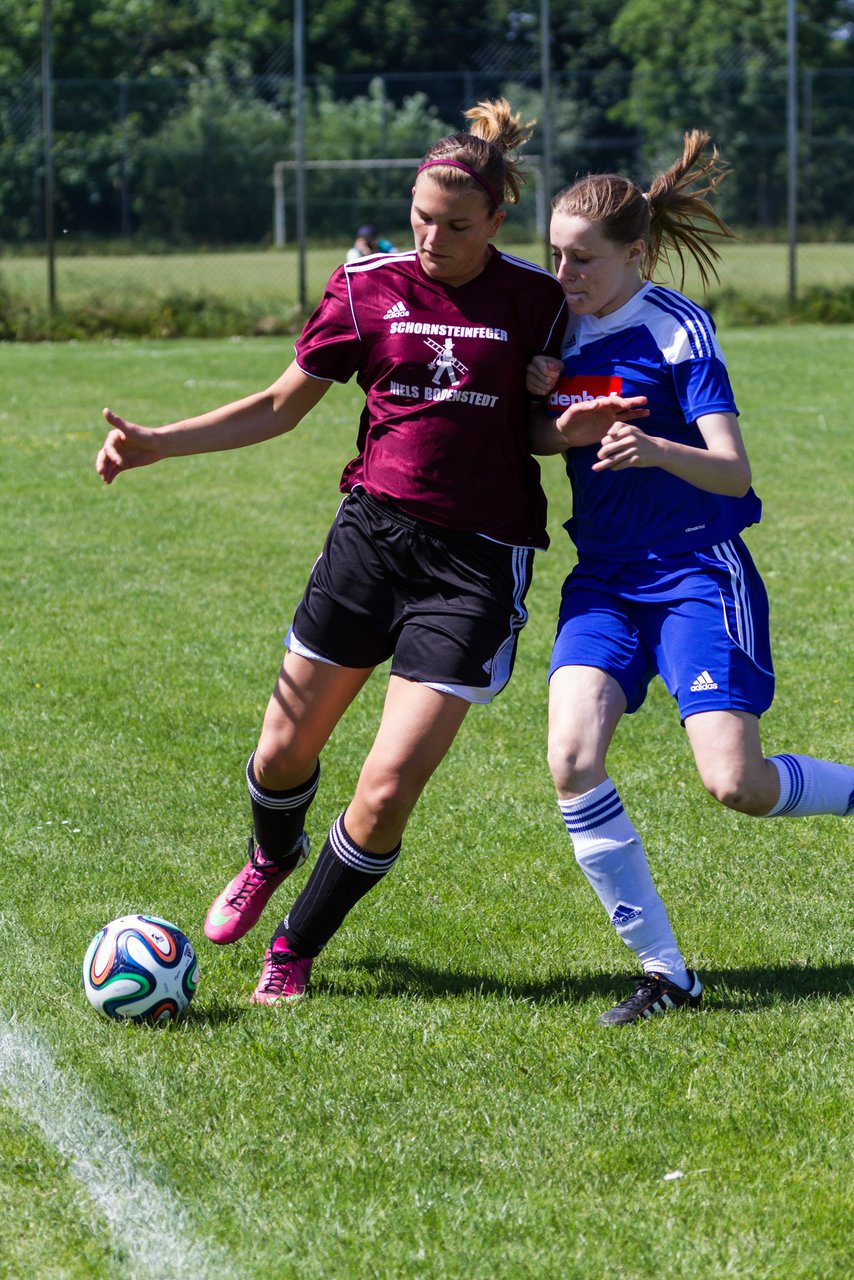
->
[548, 374, 623, 414]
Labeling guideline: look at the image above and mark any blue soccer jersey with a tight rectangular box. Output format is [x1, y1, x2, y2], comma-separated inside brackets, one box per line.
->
[548, 282, 762, 560]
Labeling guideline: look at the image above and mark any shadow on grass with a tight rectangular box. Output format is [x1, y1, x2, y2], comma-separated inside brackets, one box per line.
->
[312, 956, 854, 1010]
[184, 960, 854, 1023]
[185, 1001, 252, 1028]
[698, 964, 854, 1010]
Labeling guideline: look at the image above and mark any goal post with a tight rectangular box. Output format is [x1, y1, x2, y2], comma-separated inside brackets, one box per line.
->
[272, 156, 546, 248]
[273, 158, 420, 247]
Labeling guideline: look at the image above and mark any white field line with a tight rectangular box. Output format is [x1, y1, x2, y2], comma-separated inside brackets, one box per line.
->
[0, 1015, 235, 1280]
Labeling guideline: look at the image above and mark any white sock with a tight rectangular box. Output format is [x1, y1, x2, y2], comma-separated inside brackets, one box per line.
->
[765, 754, 854, 817]
[559, 779, 689, 986]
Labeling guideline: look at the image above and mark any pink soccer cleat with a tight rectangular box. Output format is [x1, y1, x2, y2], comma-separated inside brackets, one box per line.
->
[204, 833, 309, 945]
[251, 937, 314, 1004]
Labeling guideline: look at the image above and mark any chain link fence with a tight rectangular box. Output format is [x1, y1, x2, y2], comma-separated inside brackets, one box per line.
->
[1, 66, 852, 318]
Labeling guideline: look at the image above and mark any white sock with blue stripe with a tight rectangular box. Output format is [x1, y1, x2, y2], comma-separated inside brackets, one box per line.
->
[559, 779, 690, 986]
[765, 754, 854, 817]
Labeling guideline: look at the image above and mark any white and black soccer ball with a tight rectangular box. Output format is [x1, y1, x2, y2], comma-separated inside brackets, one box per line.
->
[82, 914, 199, 1024]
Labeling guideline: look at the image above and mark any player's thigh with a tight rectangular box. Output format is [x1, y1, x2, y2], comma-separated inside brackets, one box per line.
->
[350, 676, 471, 825]
[684, 708, 763, 779]
[256, 650, 374, 785]
[547, 665, 627, 795]
[684, 708, 778, 812]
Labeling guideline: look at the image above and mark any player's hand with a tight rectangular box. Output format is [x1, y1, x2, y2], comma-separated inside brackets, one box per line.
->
[592, 421, 659, 471]
[526, 355, 563, 397]
[96, 408, 165, 484]
[557, 394, 649, 449]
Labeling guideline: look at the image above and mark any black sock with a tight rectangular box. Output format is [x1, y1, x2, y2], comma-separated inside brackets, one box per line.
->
[246, 752, 320, 864]
[274, 812, 401, 957]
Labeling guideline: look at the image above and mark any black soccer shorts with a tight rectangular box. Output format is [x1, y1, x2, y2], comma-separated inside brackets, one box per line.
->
[288, 489, 534, 704]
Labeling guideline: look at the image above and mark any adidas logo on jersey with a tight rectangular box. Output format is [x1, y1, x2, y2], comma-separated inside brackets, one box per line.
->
[383, 300, 409, 320]
[690, 670, 719, 692]
[611, 902, 642, 926]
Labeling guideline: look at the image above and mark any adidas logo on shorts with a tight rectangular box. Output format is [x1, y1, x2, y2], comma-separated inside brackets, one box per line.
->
[690, 670, 718, 693]
[383, 300, 409, 320]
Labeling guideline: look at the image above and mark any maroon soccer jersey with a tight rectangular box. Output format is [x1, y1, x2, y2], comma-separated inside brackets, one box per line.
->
[294, 247, 568, 547]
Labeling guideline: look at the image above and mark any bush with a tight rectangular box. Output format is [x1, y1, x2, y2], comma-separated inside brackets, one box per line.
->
[0, 286, 306, 341]
[709, 284, 854, 326]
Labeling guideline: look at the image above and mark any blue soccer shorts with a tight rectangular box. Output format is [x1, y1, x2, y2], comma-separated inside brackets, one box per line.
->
[549, 536, 776, 719]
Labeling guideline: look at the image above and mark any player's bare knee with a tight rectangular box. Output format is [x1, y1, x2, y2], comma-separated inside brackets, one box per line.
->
[253, 734, 315, 791]
[355, 768, 418, 830]
[701, 768, 767, 815]
[547, 732, 599, 795]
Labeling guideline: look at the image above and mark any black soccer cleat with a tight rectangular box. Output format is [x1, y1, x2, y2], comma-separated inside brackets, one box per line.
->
[598, 970, 703, 1026]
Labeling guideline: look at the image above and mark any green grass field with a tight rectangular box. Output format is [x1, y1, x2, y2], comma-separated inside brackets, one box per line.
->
[1, 329, 852, 1278]
[3, 240, 853, 313]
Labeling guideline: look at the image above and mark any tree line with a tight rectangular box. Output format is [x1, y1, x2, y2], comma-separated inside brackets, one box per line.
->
[1, 0, 851, 244]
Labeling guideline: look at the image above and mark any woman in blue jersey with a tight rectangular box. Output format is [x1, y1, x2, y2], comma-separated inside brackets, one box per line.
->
[529, 131, 854, 1025]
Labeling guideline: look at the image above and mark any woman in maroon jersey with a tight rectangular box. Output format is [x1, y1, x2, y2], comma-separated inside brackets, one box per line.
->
[95, 99, 646, 1004]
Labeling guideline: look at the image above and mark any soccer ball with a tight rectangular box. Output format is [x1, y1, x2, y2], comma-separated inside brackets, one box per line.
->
[82, 914, 199, 1024]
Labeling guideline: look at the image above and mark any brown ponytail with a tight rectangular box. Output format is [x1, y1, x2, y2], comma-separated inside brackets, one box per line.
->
[418, 97, 536, 209]
[552, 130, 735, 291]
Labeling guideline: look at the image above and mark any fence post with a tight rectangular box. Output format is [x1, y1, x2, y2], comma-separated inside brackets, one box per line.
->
[41, 0, 57, 312]
[119, 80, 131, 239]
[273, 162, 286, 246]
[294, 0, 307, 312]
[539, 0, 553, 270]
[786, 0, 798, 301]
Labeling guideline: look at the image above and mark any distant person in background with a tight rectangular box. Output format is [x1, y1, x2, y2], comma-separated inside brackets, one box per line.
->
[346, 224, 377, 260]
[346, 224, 396, 261]
[527, 130, 854, 1026]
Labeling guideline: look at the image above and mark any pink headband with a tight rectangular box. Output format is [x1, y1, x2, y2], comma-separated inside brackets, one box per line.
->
[416, 159, 501, 209]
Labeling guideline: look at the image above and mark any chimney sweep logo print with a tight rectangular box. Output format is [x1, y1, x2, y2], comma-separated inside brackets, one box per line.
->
[425, 337, 468, 387]
[386, 315, 507, 407]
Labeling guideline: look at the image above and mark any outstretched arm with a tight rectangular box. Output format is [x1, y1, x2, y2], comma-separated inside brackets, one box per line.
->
[95, 361, 332, 485]
[592, 411, 752, 496]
